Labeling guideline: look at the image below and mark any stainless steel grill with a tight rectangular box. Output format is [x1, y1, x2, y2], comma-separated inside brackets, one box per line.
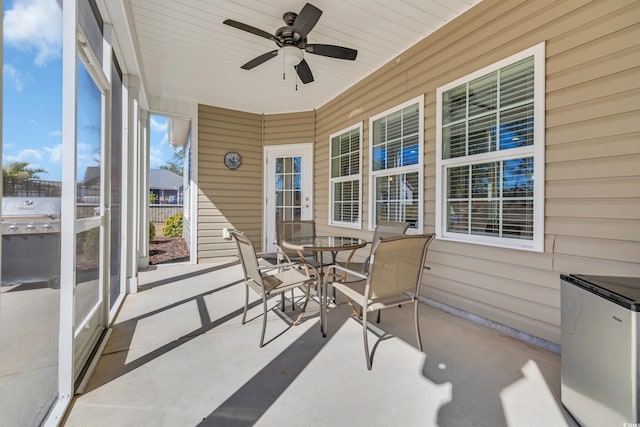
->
[1, 197, 61, 287]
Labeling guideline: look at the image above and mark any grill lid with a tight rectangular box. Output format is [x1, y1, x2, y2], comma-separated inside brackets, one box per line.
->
[2, 197, 61, 219]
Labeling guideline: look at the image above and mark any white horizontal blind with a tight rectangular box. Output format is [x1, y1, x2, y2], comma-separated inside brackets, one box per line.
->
[330, 125, 361, 227]
[437, 43, 544, 251]
[442, 56, 534, 159]
[369, 97, 424, 231]
[446, 158, 534, 240]
[372, 103, 420, 170]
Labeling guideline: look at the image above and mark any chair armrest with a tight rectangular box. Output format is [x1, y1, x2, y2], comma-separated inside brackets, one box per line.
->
[258, 261, 298, 271]
[325, 264, 368, 281]
[259, 261, 320, 280]
[256, 251, 278, 259]
[274, 246, 294, 263]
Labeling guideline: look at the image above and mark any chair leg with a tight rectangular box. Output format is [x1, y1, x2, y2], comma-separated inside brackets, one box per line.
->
[259, 295, 268, 348]
[414, 299, 423, 351]
[376, 310, 381, 324]
[362, 309, 372, 370]
[294, 282, 312, 325]
[241, 283, 249, 325]
[291, 289, 295, 311]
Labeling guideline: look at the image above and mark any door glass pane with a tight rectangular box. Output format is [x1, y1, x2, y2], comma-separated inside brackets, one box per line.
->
[74, 59, 102, 332]
[76, 59, 101, 219]
[1, 0, 62, 423]
[275, 155, 302, 221]
[78, 0, 103, 66]
[75, 227, 101, 329]
[109, 55, 122, 309]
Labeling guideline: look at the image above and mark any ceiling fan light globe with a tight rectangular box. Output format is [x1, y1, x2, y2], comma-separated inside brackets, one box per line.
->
[280, 46, 303, 65]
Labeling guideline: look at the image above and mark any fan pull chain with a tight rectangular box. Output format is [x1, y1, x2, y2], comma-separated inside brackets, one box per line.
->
[283, 49, 286, 80]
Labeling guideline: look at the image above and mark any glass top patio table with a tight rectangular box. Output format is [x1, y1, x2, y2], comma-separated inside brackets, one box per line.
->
[281, 236, 367, 252]
[282, 236, 367, 337]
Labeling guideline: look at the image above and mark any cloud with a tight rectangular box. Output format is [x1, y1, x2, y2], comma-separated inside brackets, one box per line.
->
[76, 142, 100, 165]
[48, 130, 62, 137]
[150, 116, 168, 133]
[20, 148, 44, 161]
[6, 148, 44, 162]
[149, 146, 165, 169]
[3, 64, 26, 91]
[4, 0, 62, 66]
[4, 154, 22, 162]
[44, 144, 63, 162]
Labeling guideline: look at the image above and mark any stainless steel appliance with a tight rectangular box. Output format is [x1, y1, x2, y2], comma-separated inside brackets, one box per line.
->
[1, 197, 61, 287]
[561, 274, 640, 426]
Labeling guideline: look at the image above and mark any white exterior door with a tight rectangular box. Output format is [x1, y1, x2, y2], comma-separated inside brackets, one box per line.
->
[264, 144, 314, 253]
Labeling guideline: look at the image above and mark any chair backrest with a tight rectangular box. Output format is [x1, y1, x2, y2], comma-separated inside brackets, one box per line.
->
[367, 234, 435, 299]
[369, 221, 410, 256]
[276, 219, 316, 258]
[230, 229, 264, 289]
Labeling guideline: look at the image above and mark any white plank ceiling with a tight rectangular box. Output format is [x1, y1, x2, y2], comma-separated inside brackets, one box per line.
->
[126, 0, 482, 114]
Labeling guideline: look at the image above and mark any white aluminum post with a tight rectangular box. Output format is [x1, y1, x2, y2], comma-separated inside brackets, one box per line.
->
[46, 0, 78, 424]
[138, 110, 149, 269]
[127, 83, 140, 293]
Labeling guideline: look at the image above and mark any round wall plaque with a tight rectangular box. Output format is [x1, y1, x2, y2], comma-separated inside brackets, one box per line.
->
[224, 152, 242, 170]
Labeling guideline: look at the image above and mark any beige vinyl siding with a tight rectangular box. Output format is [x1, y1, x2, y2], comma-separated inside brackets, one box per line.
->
[312, 0, 640, 344]
[197, 104, 263, 261]
[193, 0, 639, 344]
[263, 111, 315, 146]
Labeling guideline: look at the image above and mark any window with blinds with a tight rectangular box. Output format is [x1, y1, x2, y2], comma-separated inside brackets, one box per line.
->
[369, 96, 424, 231]
[329, 124, 362, 228]
[436, 43, 545, 251]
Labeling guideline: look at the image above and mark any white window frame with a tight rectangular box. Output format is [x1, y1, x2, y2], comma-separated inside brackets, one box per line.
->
[368, 95, 424, 232]
[435, 42, 545, 252]
[329, 123, 363, 229]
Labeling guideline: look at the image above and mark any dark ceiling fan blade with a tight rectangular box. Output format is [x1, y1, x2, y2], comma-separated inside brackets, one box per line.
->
[223, 19, 275, 41]
[305, 44, 358, 60]
[292, 3, 322, 40]
[241, 50, 279, 70]
[295, 59, 314, 84]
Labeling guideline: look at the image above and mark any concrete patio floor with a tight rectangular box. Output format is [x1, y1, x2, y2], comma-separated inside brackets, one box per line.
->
[63, 261, 578, 427]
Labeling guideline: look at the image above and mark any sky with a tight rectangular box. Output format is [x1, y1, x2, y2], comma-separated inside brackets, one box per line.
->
[2, 0, 173, 182]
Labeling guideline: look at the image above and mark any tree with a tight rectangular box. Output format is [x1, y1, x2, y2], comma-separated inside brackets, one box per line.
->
[2, 161, 48, 179]
[160, 147, 185, 176]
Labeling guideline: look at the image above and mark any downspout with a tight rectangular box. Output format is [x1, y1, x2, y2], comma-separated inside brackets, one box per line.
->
[262, 113, 266, 249]
[189, 102, 198, 263]
[312, 109, 317, 222]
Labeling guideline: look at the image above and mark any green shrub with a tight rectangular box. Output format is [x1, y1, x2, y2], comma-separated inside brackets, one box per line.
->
[149, 221, 156, 240]
[163, 213, 183, 237]
[80, 227, 100, 258]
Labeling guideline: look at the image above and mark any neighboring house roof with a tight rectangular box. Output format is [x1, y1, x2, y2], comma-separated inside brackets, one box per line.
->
[149, 169, 183, 190]
[82, 166, 100, 185]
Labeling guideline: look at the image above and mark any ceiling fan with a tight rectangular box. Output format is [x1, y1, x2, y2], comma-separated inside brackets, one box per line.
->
[223, 3, 358, 84]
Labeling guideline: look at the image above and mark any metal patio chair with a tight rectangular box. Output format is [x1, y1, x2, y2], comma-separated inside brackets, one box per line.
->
[325, 233, 435, 369]
[276, 219, 322, 274]
[337, 221, 409, 321]
[230, 229, 319, 347]
[345, 221, 410, 274]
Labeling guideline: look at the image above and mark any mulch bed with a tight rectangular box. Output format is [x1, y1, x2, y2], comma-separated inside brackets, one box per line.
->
[149, 236, 190, 265]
